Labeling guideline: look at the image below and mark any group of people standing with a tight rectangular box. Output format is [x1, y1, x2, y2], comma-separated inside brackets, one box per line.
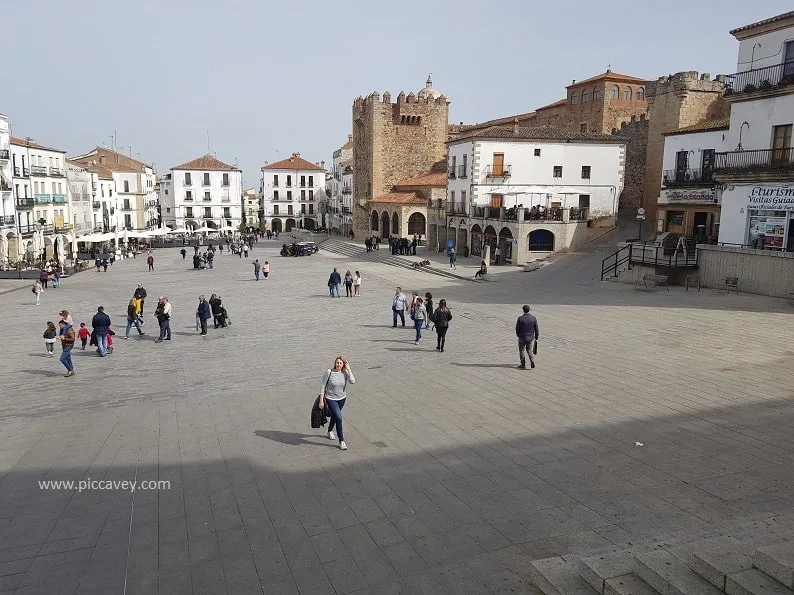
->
[391, 287, 452, 350]
[389, 235, 420, 256]
[326, 268, 361, 297]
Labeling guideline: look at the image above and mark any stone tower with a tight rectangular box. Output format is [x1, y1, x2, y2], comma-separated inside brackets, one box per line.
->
[643, 72, 728, 228]
[352, 77, 449, 237]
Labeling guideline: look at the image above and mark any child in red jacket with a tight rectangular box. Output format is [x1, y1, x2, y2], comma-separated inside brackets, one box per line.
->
[77, 323, 90, 350]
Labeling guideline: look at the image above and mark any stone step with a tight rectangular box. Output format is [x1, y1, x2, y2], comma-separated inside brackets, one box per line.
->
[673, 535, 757, 591]
[634, 550, 723, 595]
[604, 574, 660, 595]
[528, 556, 600, 595]
[726, 569, 794, 595]
[755, 543, 794, 589]
[579, 551, 637, 593]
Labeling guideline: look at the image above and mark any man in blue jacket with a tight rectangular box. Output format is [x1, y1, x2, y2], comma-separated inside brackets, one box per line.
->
[91, 306, 112, 357]
[515, 304, 539, 369]
[196, 295, 211, 336]
[328, 268, 342, 298]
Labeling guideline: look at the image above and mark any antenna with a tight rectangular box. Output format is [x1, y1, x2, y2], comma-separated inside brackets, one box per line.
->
[207, 130, 211, 154]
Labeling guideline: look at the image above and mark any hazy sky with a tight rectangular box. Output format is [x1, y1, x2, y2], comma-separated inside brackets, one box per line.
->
[3, 0, 791, 188]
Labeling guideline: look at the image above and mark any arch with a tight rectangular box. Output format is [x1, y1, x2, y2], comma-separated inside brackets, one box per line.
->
[581, 88, 589, 103]
[483, 225, 497, 237]
[304, 218, 316, 231]
[498, 227, 513, 239]
[271, 218, 282, 233]
[391, 212, 399, 235]
[381, 212, 390, 236]
[570, 92, 579, 105]
[528, 229, 555, 252]
[407, 212, 426, 236]
[624, 86, 632, 100]
[470, 224, 482, 234]
[206, 221, 218, 229]
[285, 218, 296, 232]
[610, 84, 619, 99]
[370, 210, 379, 232]
[185, 219, 198, 230]
[637, 87, 645, 100]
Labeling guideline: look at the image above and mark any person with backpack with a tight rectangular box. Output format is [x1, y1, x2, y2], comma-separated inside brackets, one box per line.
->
[433, 299, 452, 352]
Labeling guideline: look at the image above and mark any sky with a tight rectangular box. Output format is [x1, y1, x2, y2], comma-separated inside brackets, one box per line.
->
[3, 0, 792, 188]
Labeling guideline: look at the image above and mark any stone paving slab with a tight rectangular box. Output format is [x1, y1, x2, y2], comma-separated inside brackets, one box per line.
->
[0, 237, 793, 593]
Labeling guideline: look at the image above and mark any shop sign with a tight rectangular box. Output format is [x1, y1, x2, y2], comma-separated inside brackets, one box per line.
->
[746, 185, 794, 210]
[659, 189, 717, 204]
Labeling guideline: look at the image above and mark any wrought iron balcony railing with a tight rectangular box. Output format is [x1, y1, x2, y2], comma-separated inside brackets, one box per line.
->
[662, 168, 713, 185]
[725, 60, 794, 96]
[714, 148, 794, 174]
[485, 164, 512, 178]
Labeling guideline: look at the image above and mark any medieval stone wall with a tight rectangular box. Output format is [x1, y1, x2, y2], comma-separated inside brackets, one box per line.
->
[613, 115, 649, 212]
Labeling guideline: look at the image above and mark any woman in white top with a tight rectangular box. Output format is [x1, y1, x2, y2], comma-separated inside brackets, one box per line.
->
[353, 271, 361, 296]
[318, 356, 356, 450]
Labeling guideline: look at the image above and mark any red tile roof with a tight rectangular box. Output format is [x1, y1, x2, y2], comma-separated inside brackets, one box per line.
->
[86, 165, 116, 180]
[172, 155, 239, 171]
[368, 192, 426, 205]
[730, 11, 794, 37]
[567, 71, 647, 88]
[263, 154, 325, 171]
[10, 136, 66, 153]
[664, 118, 730, 136]
[393, 171, 447, 187]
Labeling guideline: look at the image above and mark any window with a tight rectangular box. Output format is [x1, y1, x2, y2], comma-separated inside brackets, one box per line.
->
[185, 207, 193, 218]
[772, 124, 792, 167]
[274, 190, 279, 200]
[581, 89, 589, 103]
[580, 123, 588, 133]
[308, 175, 313, 186]
[204, 207, 212, 217]
[273, 175, 279, 187]
[581, 166, 591, 179]
[534, 148, 541, 157]
[222, 173, 229, 186]
[125, 214, 132, 228]
[186, 190, 193, 200]
[301, 190, 306, 201]
[288, 205, 293, 215]
[593, 88, 601, 100]
[124, 180, 129, 193]
[273, 205, 279, 215]
[223, 208, 231, 218]
[185, 173, 191, 185]
[461, 190, 467, 209]
[300, 175, 305, 187]
[58, 183, 62, 193]
[553, 166, 563, 178]
[610, 85, 619, 99]
[34, 181, 38, 193]
[301, 204, 306, 214]
[748, 210, 787, 249]
[166, 208, 171, 213]
[287, 190, 292, 200]
[309, 190, 314, 200]
[462, 154, 468, 177]
[637, 87, 645, 100]
[571, 93, 579, 105]
[123, 199, 131, 210]
[204, 191, 211, 201]
[203, 173, 210, 186]
[286, 175, 292, 187]
[624, 87, 632, 100]
[309, 204, 314, 214]
[450, 190, 455, 204]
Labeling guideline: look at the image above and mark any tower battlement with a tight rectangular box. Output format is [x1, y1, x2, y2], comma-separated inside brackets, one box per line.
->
[647, 71, 726, 98]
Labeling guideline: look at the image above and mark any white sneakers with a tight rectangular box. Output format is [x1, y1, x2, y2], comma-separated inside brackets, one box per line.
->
[340, 441, 348, 450]
[328, 430, 335, 440]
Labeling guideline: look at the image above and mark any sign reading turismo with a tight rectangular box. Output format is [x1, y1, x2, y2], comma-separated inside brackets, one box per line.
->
[747, 185, 794, 210]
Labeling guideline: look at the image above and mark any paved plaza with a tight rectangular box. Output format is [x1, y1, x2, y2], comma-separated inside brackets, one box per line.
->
[0, 235, 793, 594]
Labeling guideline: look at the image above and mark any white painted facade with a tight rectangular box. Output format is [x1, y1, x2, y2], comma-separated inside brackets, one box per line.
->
[65, 163, 94, 234]
[158, 174, 174, 228]
[447, 137, 624, 217]
[328, 139, 354, 233]
[0, 115, 12, 233]
[168, 164, 243, 231]
[260, 157, 325, 232]
[90, 174, 118, 232]
[661, 130, 726, 178]
[10, 138, 68, 236]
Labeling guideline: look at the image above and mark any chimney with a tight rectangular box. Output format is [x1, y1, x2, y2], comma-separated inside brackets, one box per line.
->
[572, 80, 576, 85]
[348, 134, 352, 142]
[513, 118, 519, 136]
[320, 160, 325, 169]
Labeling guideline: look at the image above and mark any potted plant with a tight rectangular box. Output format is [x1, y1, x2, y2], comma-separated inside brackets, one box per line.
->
[743, 83, 757, 93]
[759, 79, 772, 90]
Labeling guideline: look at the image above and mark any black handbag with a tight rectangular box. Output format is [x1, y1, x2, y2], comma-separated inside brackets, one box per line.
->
[533, 340, 538, 355]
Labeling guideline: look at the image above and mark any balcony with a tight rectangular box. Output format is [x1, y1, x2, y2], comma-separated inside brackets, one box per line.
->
[342, 187, 351, 195]
[13, 166, 21, 176]
[202, 214, 214, 219]
[30, 165, 47, 176]
[92, 202, 101, 210]
[446, 202, 468, 216]
[448, 166, 456, 179]
[34, 194, 51, 204]
[52, 194, 67, 203]
[485, 164, 512, 178]
[725, 61, 794, 97]
[22, 168, 29, 177]
[221, 197, 231, 202]
[202, 196, 212, 202]
[342, 206, 351, 213]
[121, 204, 133, 211]
[0, 149, 8, 161]
[1, 215, 15, 226]
[49, 167, 63, 176]
[662, 168, 713, 186]
[0, 181, 10, 192]
[714, 148, 794, 175]
[184, 195, 193, 201]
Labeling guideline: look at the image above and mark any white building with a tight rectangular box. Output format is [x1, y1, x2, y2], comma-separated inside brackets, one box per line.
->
[85, 166, 119, 232]
[260, 153, 325, 233]
[329, 136, 354, 234]
[0, 115, 12, 234]
[161, 155, 243, 231]
[715, 11, 794, 250]
[11, 136, 68, 236]
[65, 162, 95, 235]
[440, 123, 625, 261]
[70, 148, 157, 231]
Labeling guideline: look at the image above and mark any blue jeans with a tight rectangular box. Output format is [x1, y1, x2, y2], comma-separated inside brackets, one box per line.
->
[414, 319, 423, 341]
[329, 283, 340, 297]
[254, 269, 260, 280]
[96, 334, 108, 356]
[60, 347, 73, 371]
[125, 316, 143, 337]
[325, 398, 346, 441]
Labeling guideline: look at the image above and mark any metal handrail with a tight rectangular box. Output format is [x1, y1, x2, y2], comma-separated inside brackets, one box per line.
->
[601, 243, 699, 281]
[725, 60, 794, 94]
[714, 148, 794, 173]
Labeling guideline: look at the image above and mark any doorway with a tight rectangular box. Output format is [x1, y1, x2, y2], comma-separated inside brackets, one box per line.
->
[692, 212, 708, 243]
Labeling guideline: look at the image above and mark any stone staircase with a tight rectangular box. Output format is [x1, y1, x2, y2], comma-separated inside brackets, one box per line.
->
[319, 237, 471, 281]
[527, 515, 794, 594]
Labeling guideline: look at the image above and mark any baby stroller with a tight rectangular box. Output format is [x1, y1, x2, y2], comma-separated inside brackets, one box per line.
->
[213, 304, 232, 328]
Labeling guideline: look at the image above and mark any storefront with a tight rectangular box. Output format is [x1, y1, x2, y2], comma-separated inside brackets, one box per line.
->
[656, 188, 721, 243]
[718, 184, 794, 251]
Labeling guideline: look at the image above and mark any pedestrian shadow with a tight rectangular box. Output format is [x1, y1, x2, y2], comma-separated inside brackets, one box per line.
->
[385, 347, 425, 352]
[450, 363, 519, 369]
[19, 369, 64, 377]
[254, 430, 330, 447]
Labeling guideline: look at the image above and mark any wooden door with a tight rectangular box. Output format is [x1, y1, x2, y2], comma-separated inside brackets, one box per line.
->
[490, 194, 503, 208]
[492, 153, 504, 176]
[772, 124, 792, 168]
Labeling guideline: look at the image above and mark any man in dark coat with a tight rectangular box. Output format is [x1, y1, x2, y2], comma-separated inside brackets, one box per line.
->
[134, 283, 148, 314]
[196, 295, 211, 336]
[91, 306, 112, 357]
[515, 304, 539, 369]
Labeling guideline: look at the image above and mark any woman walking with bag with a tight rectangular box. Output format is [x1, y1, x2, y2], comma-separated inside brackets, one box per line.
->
[433, 299, 452, 352]
[412, 297, 426, 345]
[318, 356, 356, 450]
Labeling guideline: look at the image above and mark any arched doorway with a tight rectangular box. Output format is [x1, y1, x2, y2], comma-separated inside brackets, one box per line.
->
[271, 218, 282, 233]
[407, 212, 426, 236]
[381, 212, 390, 237]
[285, 218, 296, 232]
[304, 218, 316, 230]
[483, 225, 498, 262]
[498, 227, 514, 264]
[370, 211, 379, 232]
[206, 221, 218, 230]
[185, 220, 198, 231]
[528, 229, 555, 251]
[470, 224, 483, 256]
[391, 212, 399, 236]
